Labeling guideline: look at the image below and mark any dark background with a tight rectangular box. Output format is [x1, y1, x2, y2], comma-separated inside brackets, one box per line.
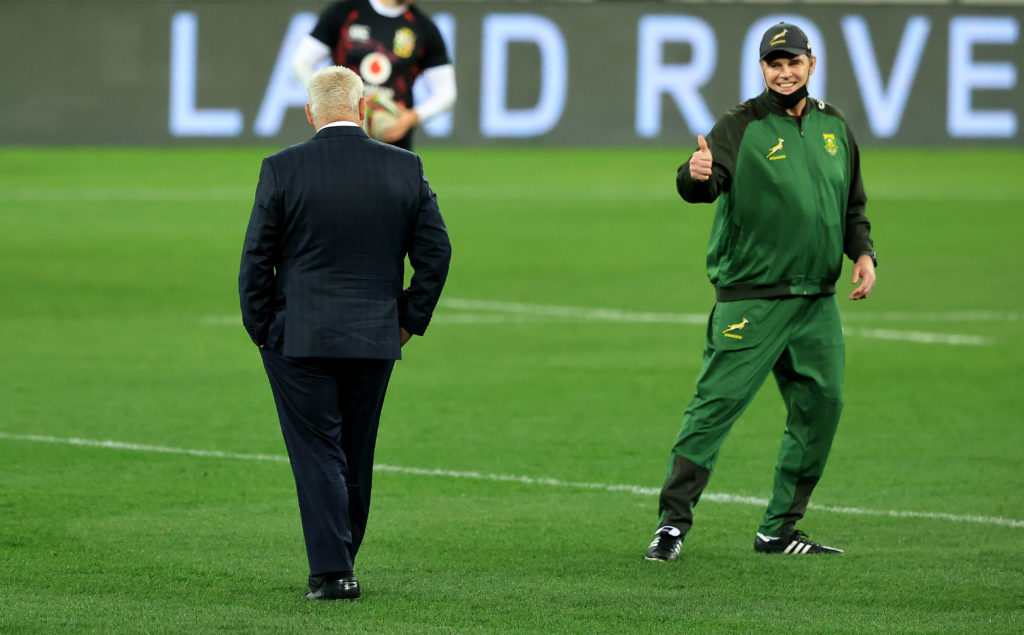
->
[2, 0, 1021, 146]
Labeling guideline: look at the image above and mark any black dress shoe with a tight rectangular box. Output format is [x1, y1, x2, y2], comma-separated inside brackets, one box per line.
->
[304, 575, 360, 600]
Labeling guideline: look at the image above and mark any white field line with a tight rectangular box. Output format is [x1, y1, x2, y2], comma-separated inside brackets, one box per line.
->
[439, 299, 999, 346]
[2, 431, 1021, 529]
[440, 298, 709, 325]
[856, 310, 1021, 323]
[440, 298, 1019, 326]
[203, 299, 1010, 346]
[402, 312, 549, 325]
[841, 327, 991, 346]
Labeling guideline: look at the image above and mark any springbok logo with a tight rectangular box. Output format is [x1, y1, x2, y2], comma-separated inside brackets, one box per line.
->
[766, 138, 786, 161]
[722, 317, 749, 340]
[770, 29, 788, 46]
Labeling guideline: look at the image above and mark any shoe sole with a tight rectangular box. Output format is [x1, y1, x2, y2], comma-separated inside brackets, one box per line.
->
[305, 593, 360, 601]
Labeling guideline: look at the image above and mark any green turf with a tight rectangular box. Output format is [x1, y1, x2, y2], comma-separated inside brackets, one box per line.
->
[1, 146, 1022, 632]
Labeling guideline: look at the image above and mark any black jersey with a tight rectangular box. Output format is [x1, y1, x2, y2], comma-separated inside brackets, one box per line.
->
[311, 0, 449, 109]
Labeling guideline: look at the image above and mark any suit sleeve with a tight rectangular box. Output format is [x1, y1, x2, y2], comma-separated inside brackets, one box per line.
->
[238, 158, 282, 346]
[842, 124, 873, 262]
[676, 117, 737, 204]
[400, 158, 452, 336]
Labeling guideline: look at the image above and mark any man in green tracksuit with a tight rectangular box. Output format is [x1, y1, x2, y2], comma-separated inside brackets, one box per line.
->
[645, 22, 877, 560]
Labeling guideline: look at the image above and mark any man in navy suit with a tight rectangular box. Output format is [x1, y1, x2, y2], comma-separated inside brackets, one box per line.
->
[239, 65, 451, 601]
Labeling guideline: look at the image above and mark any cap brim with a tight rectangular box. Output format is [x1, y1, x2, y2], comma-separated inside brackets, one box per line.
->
[761, 47, 809, 60]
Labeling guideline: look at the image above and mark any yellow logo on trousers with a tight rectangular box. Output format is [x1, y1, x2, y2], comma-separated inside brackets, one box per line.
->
[722, 317, 749, 339]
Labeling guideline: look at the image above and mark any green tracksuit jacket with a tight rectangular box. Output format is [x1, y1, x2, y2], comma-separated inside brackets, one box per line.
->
[677, 91, 873, 301]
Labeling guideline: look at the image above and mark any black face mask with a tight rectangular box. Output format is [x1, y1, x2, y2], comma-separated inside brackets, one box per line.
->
[767, 85, 808, 111]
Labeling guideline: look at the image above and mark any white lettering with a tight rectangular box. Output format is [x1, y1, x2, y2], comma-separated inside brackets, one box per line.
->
[842, 15, 930, 138]
[948, 16, 1019, 138]
[635, 16, 716, 137]
[169, 12, 243, 137]
[480, 14, 568, 138]
[254, 12, 318, 137]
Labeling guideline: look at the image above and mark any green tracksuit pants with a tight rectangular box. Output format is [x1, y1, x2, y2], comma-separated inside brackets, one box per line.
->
[658, 295, 844, 538]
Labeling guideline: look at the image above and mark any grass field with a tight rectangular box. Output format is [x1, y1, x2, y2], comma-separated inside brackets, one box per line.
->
[1, 145, 1022, 632]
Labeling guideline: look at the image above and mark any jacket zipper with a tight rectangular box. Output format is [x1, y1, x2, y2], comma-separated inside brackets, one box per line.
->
[799, 109, 828, 292]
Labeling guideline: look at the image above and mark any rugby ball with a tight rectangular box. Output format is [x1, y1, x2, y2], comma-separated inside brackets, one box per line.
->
[363, 93, 399, 141]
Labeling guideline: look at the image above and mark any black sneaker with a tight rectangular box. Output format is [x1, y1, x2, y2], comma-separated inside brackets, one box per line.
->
[754, 530, 843, 554]
[644, 526, 683, 561]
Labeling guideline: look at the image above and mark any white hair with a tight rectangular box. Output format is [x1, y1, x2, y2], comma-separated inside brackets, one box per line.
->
[306, 65, 364, 124]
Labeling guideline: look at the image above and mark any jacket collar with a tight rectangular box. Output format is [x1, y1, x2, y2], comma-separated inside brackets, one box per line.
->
[312, 125, 368, 140]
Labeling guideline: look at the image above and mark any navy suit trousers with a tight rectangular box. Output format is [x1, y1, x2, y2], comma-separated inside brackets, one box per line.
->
[260, 348, 394, 576]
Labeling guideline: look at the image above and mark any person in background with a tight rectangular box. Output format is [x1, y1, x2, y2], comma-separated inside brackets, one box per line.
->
[292, 0, 455, 149]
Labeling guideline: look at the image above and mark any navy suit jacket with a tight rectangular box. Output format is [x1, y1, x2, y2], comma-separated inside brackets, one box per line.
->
[239, 125, 451, 360]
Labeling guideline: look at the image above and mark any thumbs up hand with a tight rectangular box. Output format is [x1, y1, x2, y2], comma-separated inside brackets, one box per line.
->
[689, 134, 713, 182]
